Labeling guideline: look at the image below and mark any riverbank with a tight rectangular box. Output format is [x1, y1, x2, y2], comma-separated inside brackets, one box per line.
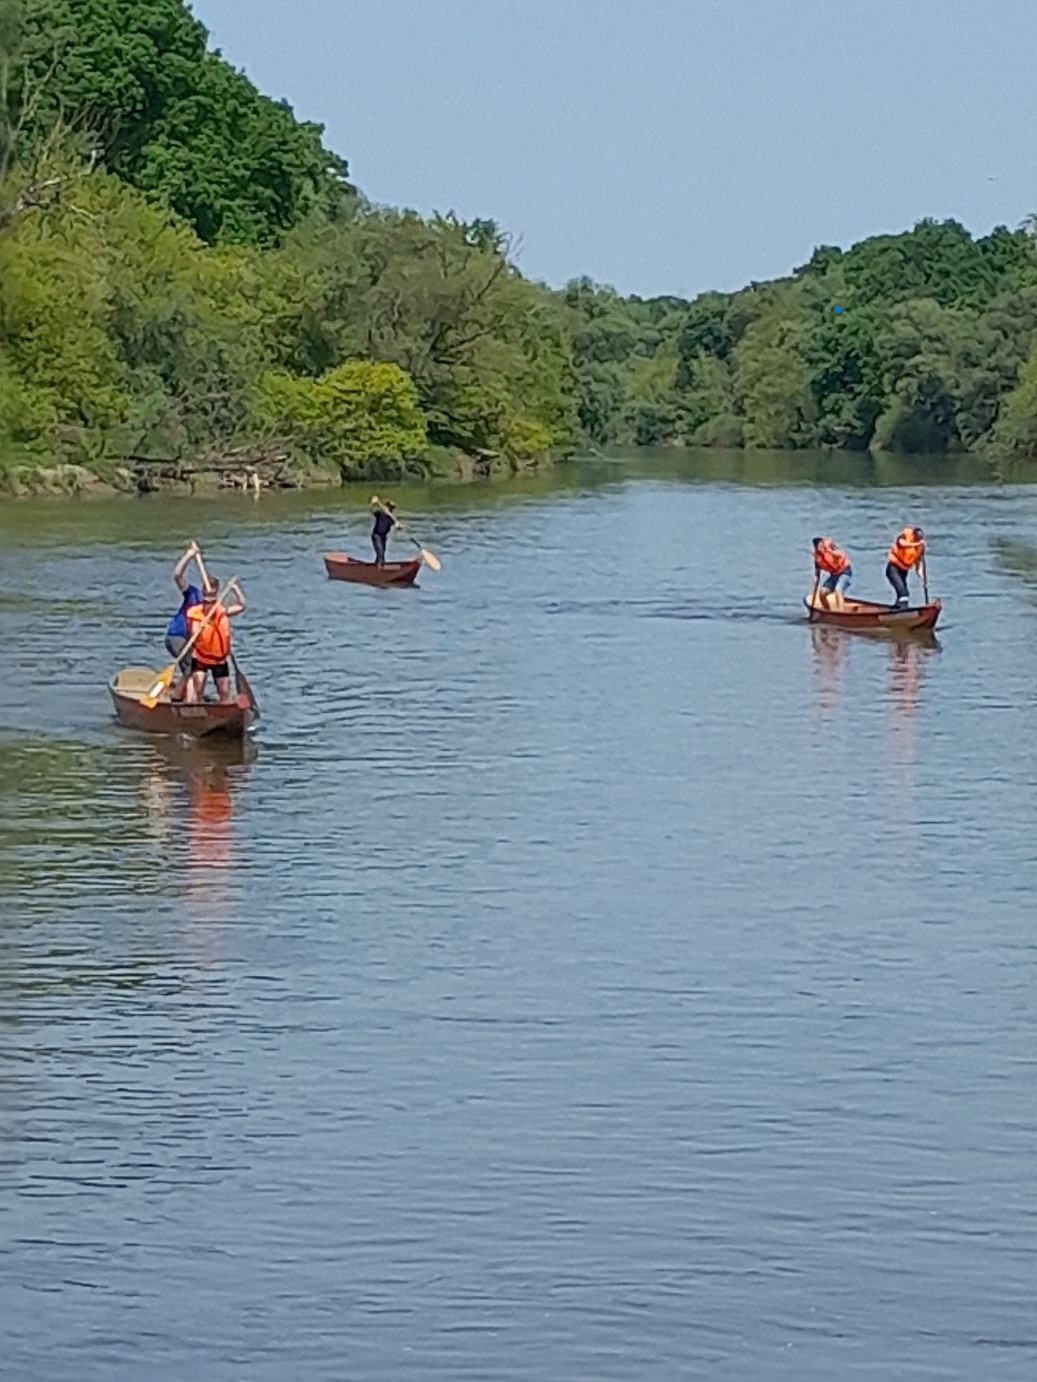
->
[0, 445, 550, 500]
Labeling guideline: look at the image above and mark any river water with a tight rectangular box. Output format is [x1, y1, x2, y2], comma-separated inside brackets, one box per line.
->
[2, 450, 1037, 1380]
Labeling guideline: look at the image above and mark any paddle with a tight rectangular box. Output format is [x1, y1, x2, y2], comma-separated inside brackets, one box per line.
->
[399, 527, 442, 572]
[921, 554, 930, 605]
[194, 549, 259, 717]
[140, 574, 239, 708]
[229, 650, 259, 717]
[807, 568, 820, 622]
[371, 496, 442, 572]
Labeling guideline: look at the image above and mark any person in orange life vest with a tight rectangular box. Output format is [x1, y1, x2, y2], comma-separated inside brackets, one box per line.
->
[812, 536, 852, 606]
[183, 577, 246, 705]
[885, 526, 925, 608]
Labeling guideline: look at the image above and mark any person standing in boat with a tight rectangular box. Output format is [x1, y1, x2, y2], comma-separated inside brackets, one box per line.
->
[812, 536, 852, 607]
[885, 526, 926, 608]
[167, 541, 203, 698]
[370, 495, 397, 566]
[183, 577, 246, 705]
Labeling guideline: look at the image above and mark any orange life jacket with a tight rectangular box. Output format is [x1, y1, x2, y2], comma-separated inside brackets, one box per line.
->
[186, 602, 231, 667]
[888, 529, 925, 572]
[814, 538, 849, 575]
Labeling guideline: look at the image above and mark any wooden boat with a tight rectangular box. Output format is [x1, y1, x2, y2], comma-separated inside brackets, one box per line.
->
[323, 551, 421, 587]
[804, 590, 942, 632]
[109, 666, 255, 740]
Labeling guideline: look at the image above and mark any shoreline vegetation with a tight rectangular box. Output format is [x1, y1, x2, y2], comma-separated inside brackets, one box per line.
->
[0, 440, 546, 499]
[4, 2, 1037, 501]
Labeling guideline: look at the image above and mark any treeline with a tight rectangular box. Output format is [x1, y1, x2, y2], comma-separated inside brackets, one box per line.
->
[3, 0, 1037, 483]
[0, 0, 576, 477]
[567, 221, 1037, 457]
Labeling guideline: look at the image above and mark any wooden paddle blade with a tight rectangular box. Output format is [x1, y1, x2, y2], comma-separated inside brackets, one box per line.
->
[140, 663, 175, 709]
[421, 548, 442, 572]
[231, 655, 260, 717]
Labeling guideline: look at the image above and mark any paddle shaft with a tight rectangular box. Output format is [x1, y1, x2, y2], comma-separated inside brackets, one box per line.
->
[921, 554, 930, 604]
[807, 568, 820, 622]
[193, 549, 245, 614]
[194, 549, 259, 716]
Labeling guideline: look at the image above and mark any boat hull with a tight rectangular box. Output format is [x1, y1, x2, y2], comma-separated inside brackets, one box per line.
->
[109, 666, 254, 739]
[805, 593, 942, 632]
[324, 552, 421, 587]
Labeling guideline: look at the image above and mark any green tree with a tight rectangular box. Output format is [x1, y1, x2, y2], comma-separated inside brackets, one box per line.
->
[871, 300, 962, 452]
[808, 310, 885, 449]
[9, 0, 350, 245]
[261, 209, 577, 458]
[994, 342, 1037, 459]
[256, 359, 426, 475]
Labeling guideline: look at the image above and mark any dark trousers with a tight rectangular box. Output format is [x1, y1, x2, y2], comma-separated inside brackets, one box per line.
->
[885, 561, 909, 604]
[372, 532, 387, 566]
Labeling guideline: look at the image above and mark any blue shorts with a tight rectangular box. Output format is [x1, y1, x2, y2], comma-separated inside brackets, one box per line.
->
[822, 566, 852, 593]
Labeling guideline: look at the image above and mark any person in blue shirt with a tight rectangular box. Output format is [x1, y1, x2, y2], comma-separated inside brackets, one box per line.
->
[167, 541, 202, 695]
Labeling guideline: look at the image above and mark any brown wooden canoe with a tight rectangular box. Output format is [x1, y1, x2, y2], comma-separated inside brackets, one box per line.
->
[324, 551, 421, 587]
[109, 666, 255, 740]
[804, 591, 942, 632]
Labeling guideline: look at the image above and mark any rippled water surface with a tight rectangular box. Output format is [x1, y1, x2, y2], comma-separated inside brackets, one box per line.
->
[2, 453, 1037, 1380]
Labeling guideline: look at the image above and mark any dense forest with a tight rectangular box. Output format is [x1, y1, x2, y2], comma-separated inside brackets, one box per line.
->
[3, 0, 1037, 490]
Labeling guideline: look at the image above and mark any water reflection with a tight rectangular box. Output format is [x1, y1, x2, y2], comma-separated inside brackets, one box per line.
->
[808, 625, 848, 717]
[887, 634, 938, 723]
[884, 636, 940, 846]
[136, 737, 256, 945]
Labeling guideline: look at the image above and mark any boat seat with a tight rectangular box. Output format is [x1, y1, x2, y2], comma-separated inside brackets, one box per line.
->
[111, 666, 162, 699]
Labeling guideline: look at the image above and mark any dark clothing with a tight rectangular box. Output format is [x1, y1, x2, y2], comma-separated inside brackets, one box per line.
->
[191, 657, 230, 680]
[885, 561, 909, 605]
[372, 532, 387, 566]
[165, 633, 188, 663]
[372, 510, 396, 539]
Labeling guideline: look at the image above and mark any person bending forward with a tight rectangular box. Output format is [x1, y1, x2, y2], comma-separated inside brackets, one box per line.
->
[812, 536, 852, 606]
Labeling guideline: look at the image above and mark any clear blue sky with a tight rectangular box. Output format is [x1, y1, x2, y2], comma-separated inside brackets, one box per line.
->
[194, 0, 1037, 299]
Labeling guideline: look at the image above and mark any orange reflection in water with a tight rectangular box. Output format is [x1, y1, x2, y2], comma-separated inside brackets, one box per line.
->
[137, 737, 255, 960]
[187, 767, 234, 871]
[181, 745, 255, 963]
